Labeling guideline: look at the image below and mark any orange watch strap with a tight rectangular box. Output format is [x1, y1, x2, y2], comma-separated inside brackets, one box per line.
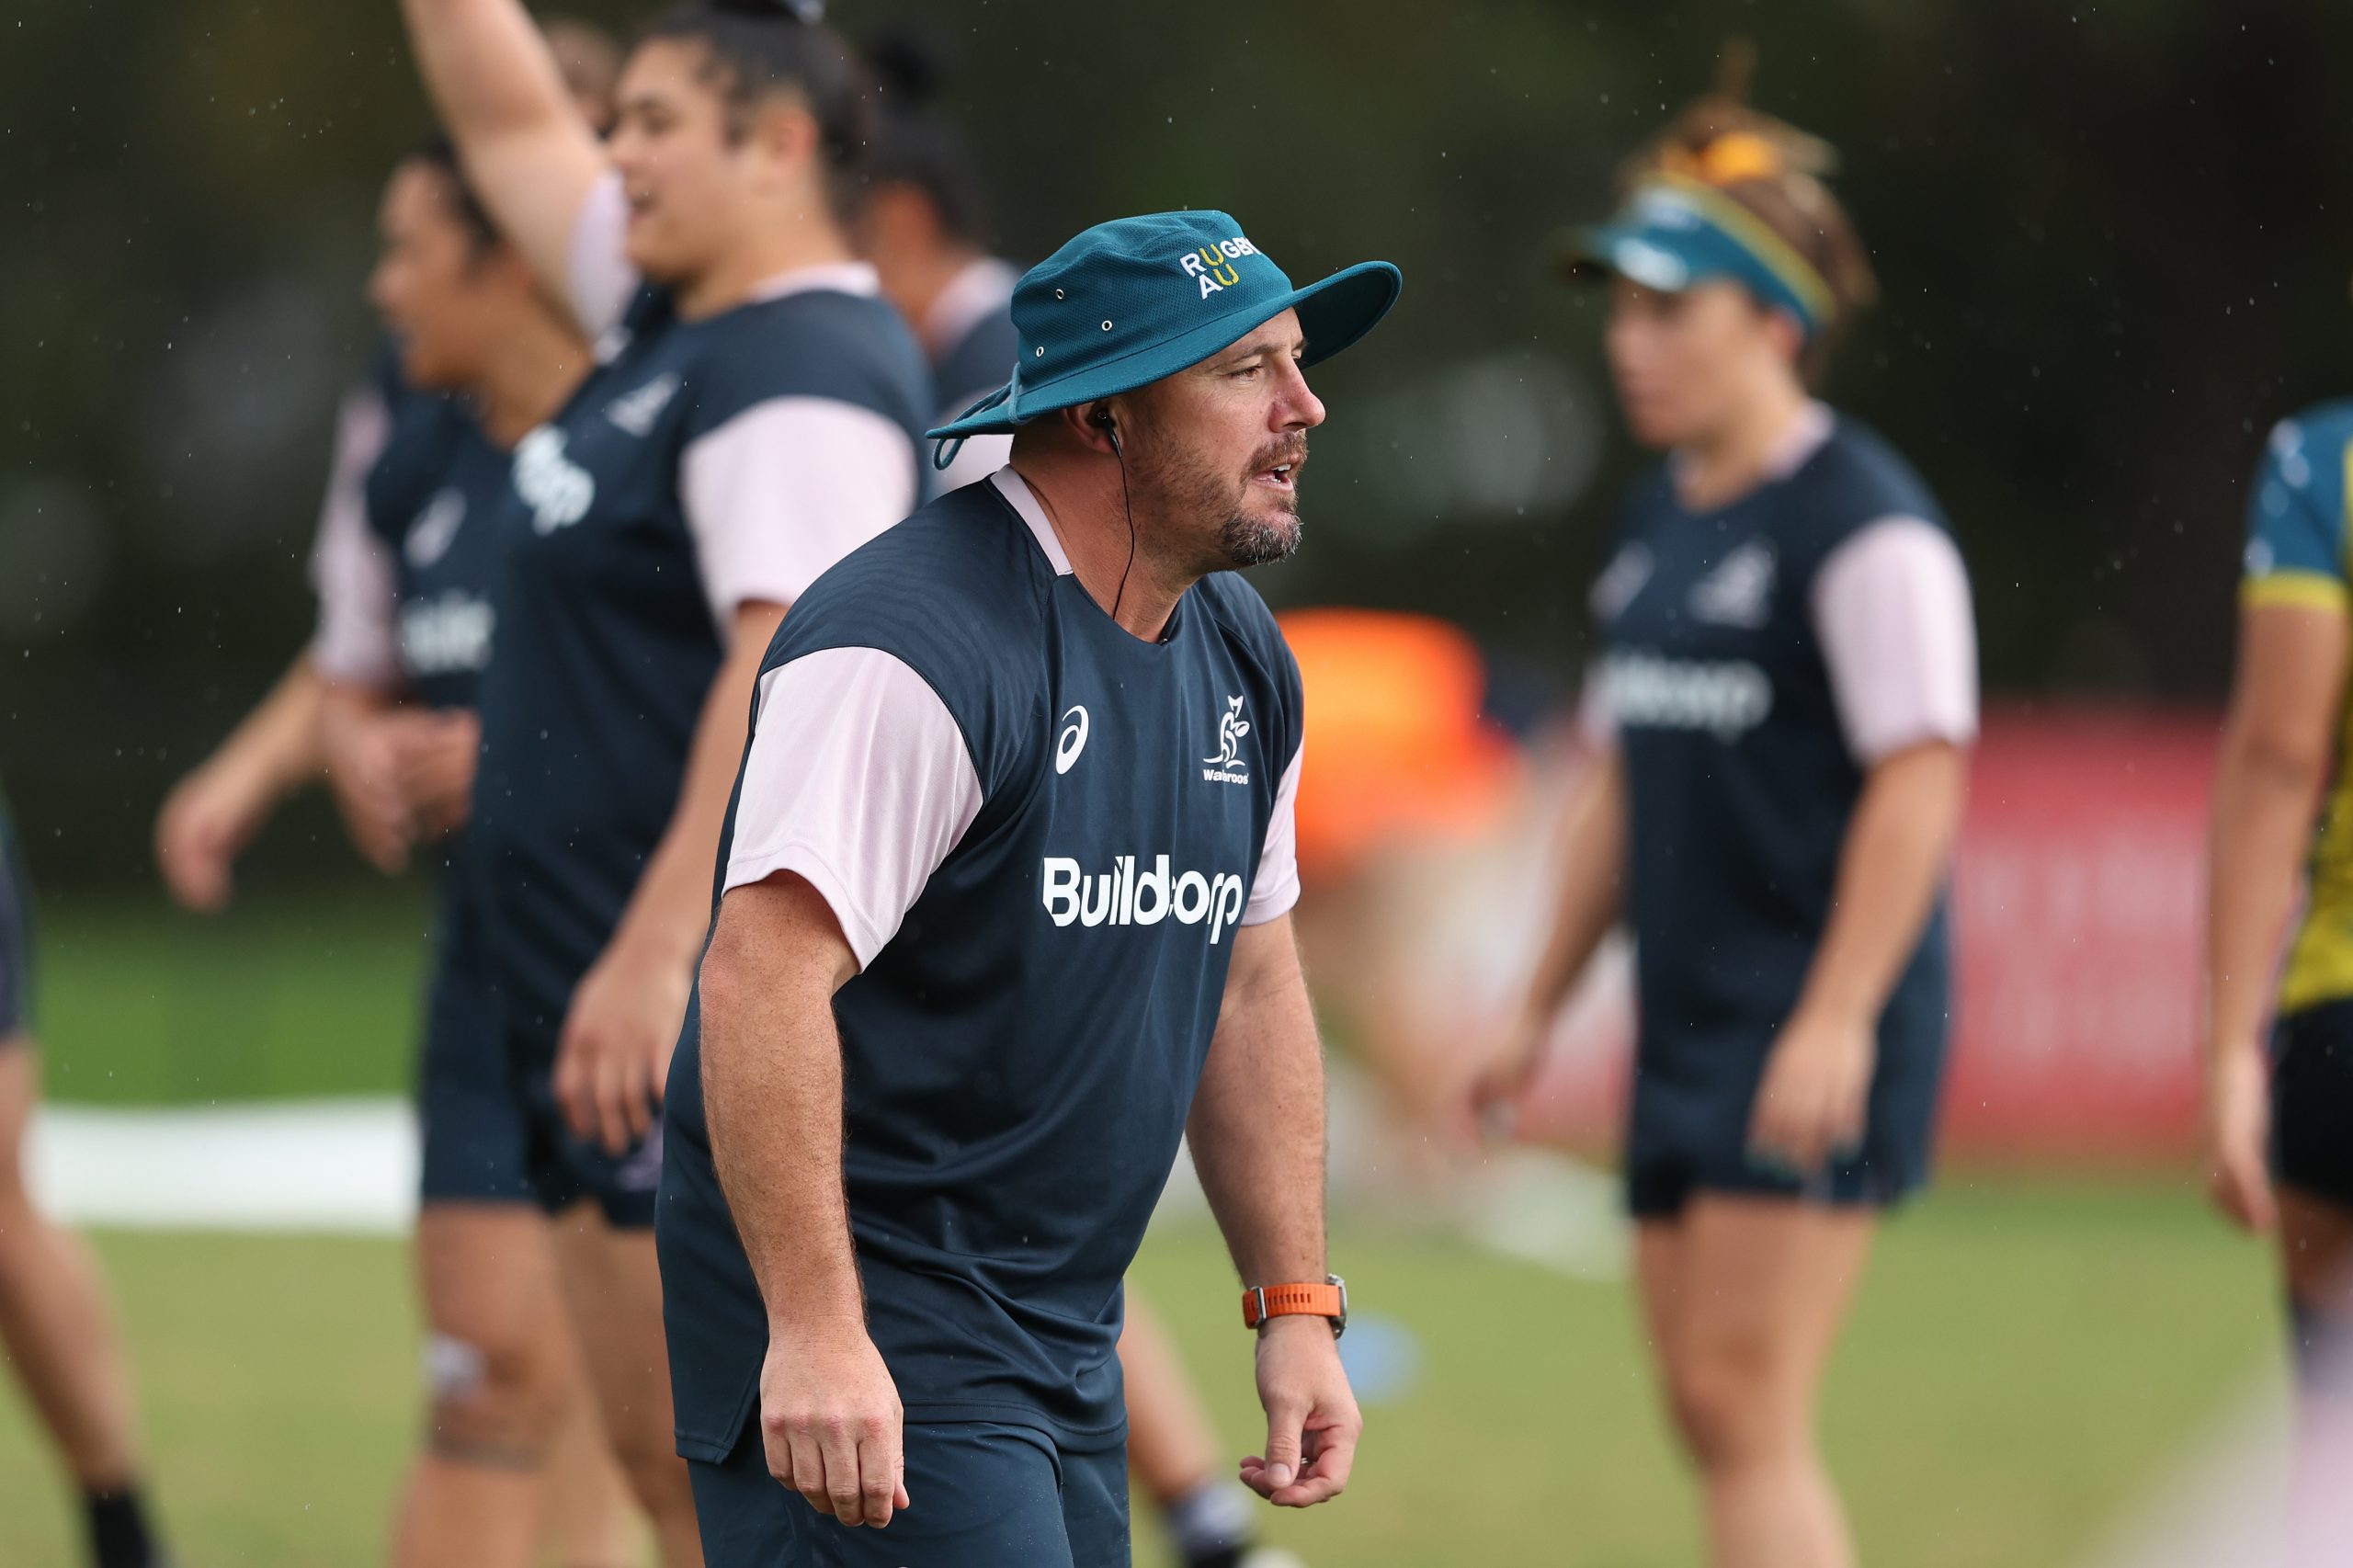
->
[1241, 1280, 1346, 1329]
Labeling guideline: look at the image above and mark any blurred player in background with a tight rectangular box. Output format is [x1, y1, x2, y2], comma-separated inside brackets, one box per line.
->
[1476, 67, 1976, 1568]
[153, 28, 644, 1568]
[856, 35, 1301, 1568]
[0, 793, 170, 1567]
[153, 13, 620, 907]
[398, 0, 933, 1555]
[2205, 395, 2353, 1557]
[324, 139, 641, 1568]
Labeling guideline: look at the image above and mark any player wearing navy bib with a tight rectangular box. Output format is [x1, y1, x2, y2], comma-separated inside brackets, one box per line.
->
[0, 786, 173, 1568]
[309, 140, 677, 1568]
[402, 0, 933, 1556]
[659, 210, 1399, 1563]
[1477, 78, 1975, 1568]
[2208, 400, 2353, 1539]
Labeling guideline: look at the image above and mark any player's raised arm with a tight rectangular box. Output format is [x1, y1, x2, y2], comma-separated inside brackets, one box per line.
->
[396, 0, 606, 320]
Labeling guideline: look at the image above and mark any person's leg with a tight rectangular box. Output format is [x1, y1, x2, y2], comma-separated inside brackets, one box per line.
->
[0, 1042, 167, 1568]
[540, 1368, 647, 1568]
[1647, 1195, 1873, 1568]
[2274, 1184, 2353, 1564]
[552, 1201, 703, 1567]
[1121, 1287, 1265, 1568]
[392, 1202, 585, 1568]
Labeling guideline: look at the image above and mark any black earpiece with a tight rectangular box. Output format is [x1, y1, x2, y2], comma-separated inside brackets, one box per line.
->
[1093, 405, 1122, 458]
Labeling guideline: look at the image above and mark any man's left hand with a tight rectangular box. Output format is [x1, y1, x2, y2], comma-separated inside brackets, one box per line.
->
[554, 932, 694, 1154]
[1240, 1313, 1360, 1508]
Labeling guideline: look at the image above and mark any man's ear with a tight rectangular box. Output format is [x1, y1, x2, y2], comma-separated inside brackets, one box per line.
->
[745, 97, 820, 189]
[1059, 400, 1121, 458]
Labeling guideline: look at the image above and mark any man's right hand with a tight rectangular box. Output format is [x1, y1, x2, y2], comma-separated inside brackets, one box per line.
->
[760, 1319, 909, 1529]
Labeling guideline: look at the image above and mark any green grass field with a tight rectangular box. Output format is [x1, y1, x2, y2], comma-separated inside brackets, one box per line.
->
[0, 890, 2290, 1565]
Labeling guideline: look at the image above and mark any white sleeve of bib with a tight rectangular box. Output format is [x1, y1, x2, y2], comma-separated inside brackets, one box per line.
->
[1243, 744, 1304, 926]
[1811, 517, 1980, 763]
[565, 172, 640, 345]
[680, 399, 920, 625]
[306, 384, 400, 691]
[722, 646, 983, 969]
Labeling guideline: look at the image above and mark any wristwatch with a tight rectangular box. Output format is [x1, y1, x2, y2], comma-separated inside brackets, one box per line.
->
[1241, 1274, 1347, 1338]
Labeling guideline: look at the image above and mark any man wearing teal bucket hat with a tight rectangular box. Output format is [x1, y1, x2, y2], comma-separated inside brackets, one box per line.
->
[656, 210, 1400, 1565]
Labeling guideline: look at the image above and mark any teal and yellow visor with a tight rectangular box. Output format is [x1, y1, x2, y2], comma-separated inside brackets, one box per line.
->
[1562, 174, 1834, 338]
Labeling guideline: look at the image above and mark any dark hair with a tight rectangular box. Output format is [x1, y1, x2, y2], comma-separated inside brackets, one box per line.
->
[864, 28, 989, 245]
[1620, 42, 1876, 383]
[407, 133, 502, 259]
[640, 1, 875, 222]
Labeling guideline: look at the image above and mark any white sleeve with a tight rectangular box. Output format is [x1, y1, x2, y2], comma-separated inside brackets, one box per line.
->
[566, 172, 640, 346]
[306, 385, 401, 691]
[680, 399, 920, 624]
[722, 646, 983, 969]
[932, 422, 1013, 495]
[1811, 517, 1979, 763]
[1242, 744, 1304, 926]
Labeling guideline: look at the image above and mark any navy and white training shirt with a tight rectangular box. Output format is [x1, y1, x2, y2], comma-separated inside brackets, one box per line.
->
[1586, 402, 1976, 1060]
[658, 468, 1305, 1460]
[310, 351, 507, 711]
[466, 176, 935, 1048]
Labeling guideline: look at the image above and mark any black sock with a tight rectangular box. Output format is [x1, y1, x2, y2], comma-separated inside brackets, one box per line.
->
[85, 1487, 165, 1568]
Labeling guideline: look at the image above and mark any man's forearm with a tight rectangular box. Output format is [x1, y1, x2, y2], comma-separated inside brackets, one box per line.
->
[700, 891, 866, 1327]
[1795, 743, 1965, 1026]
[1188, 920, 1329, 1287]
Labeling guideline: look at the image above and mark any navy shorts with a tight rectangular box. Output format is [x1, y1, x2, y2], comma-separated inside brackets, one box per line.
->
[2271, 998, 2353, 1210]
[688, 1415, 1130, 1568]
[417, 869, 661, 1229]
[1624, 1017, 1947, 1219]
[0, 808, 33, 1043]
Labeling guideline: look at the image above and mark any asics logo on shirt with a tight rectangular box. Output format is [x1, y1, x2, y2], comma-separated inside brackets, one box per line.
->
[1687, 540, 1778, 629]
[605, 373, 681, 437]
[1201, 696, 1252, 784]
[1040, 856, 1250, 944]
[1603, 650, 1772, 741]
[404, 488, 466, 569]
[514, 426, 595, 534]
[1055, 706, 1090, 775]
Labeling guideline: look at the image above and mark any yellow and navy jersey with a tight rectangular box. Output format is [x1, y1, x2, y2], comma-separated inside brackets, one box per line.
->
[2244, 402, 2353, 1012]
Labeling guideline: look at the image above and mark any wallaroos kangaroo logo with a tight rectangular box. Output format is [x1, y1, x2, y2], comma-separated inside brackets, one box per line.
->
[1178, 237, 1261, 300]
[1202, 695, 1251, 785]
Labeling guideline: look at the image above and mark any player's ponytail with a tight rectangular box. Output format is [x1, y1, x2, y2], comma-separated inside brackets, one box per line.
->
[1623, 42, 1878, 382]
[640, 0, 875, 222]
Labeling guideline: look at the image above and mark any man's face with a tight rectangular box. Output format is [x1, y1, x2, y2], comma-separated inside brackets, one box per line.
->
[1120, 308, 1326, 574]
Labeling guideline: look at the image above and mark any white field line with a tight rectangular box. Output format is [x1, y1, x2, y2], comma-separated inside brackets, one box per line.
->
[22, 1068, 1631, 1281]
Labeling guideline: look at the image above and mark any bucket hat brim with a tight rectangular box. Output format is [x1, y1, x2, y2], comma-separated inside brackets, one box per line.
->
[926, 259, 1402, 442]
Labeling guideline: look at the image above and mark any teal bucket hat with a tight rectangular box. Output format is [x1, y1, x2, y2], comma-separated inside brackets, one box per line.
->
[926, 209, 1403, 468]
